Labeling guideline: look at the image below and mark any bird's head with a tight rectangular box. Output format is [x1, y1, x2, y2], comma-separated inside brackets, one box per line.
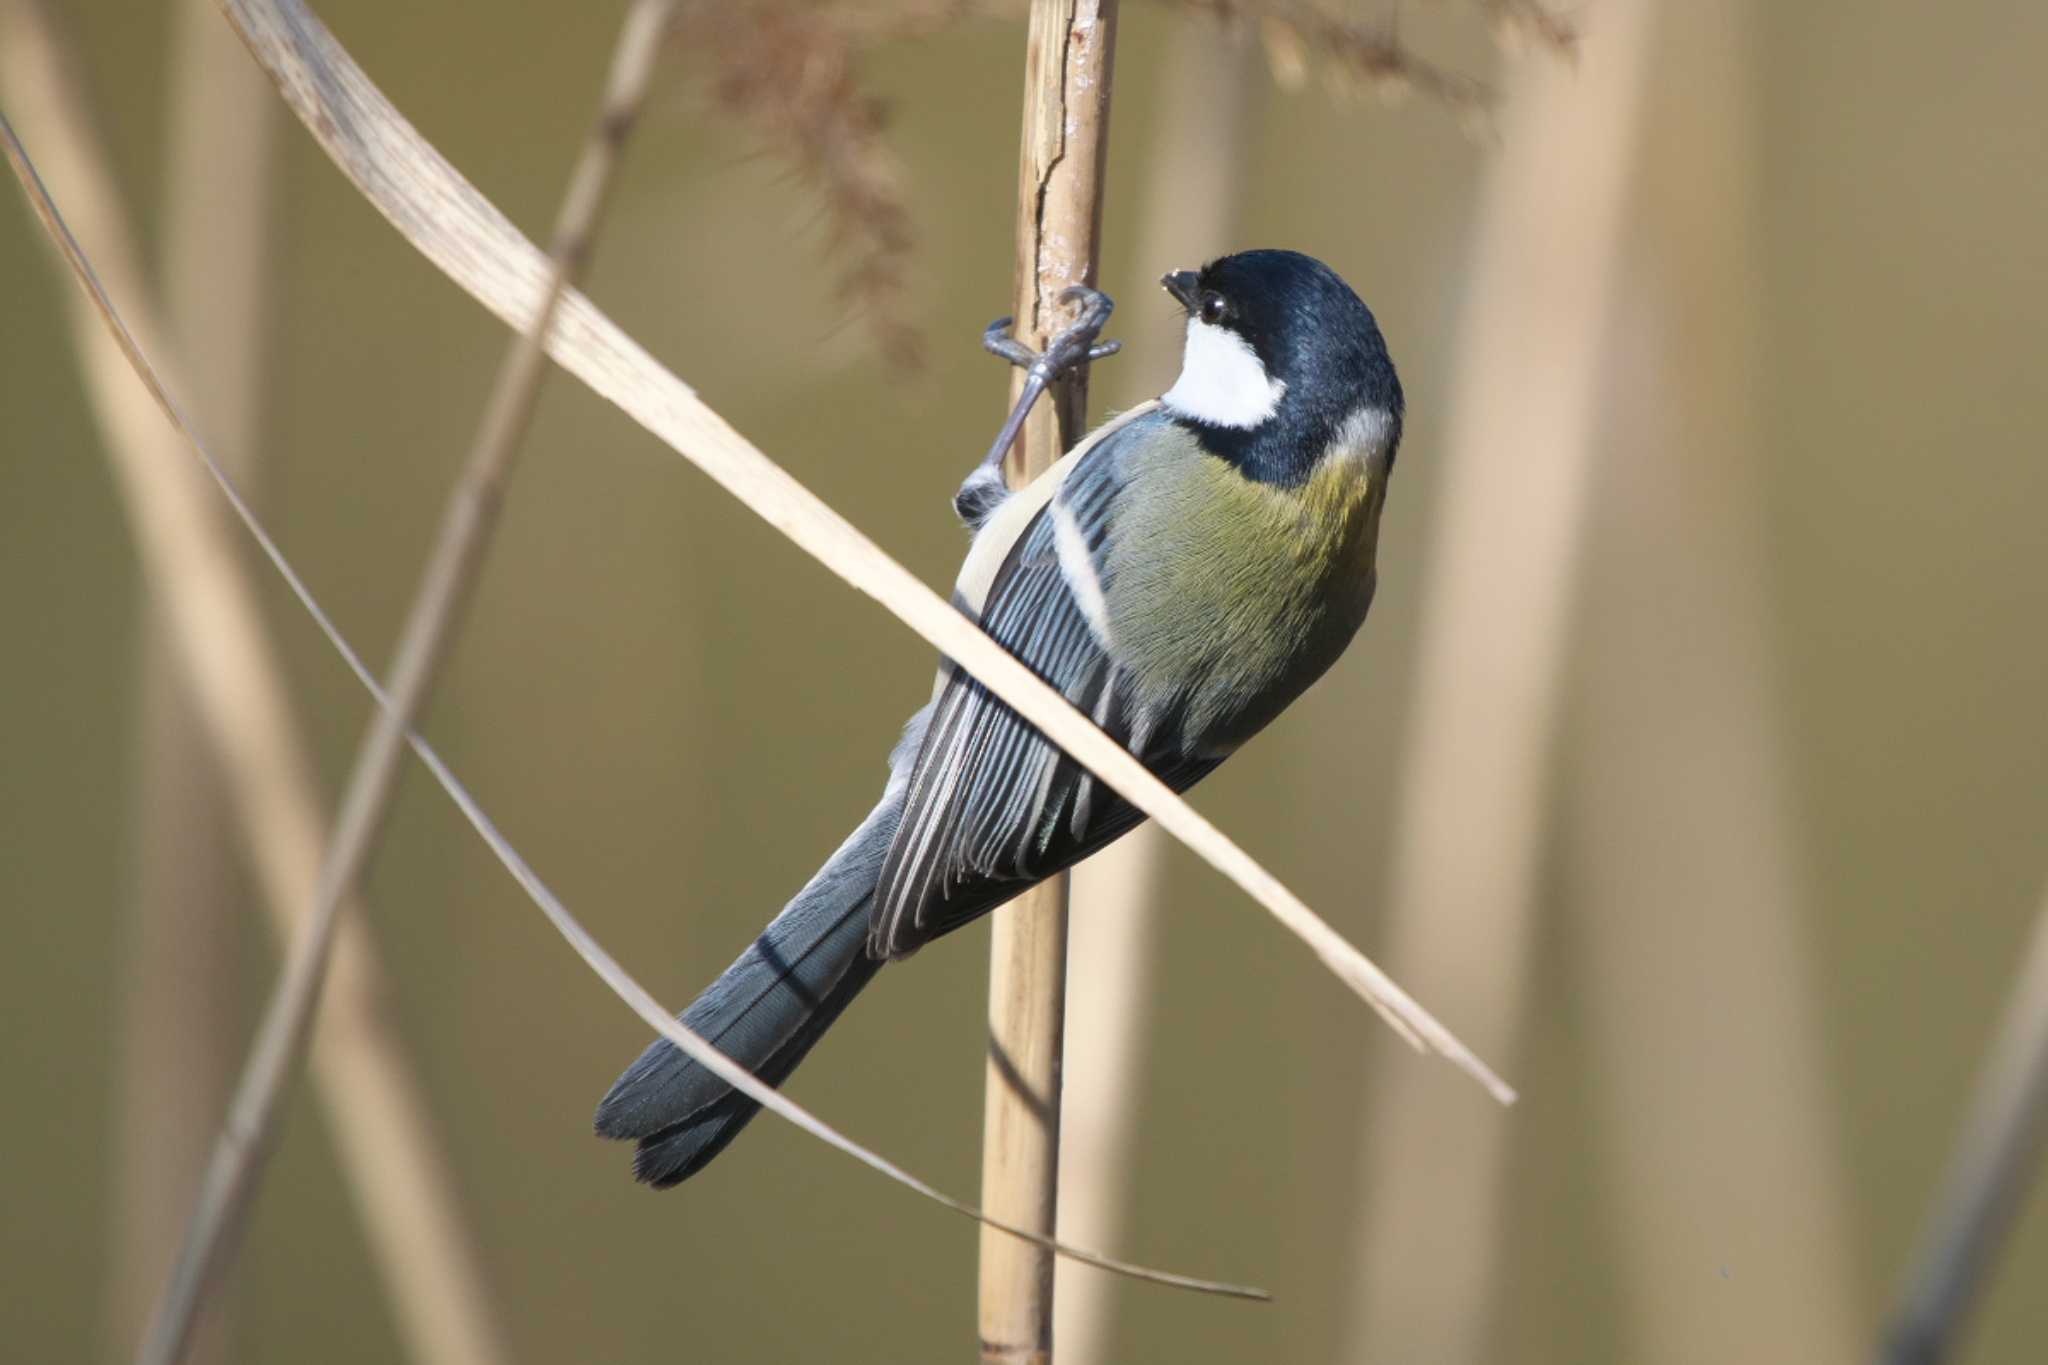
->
[1160, 249, 1402, 486]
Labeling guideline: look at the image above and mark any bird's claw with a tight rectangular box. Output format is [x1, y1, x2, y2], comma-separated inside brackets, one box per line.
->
[981, 319, 1037, 369]
[960, 287, 1120, 523]
[980, 285, 1120, 386]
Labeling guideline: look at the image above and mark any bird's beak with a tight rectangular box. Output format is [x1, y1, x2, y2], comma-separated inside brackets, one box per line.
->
[1161, 270, 1200, 312]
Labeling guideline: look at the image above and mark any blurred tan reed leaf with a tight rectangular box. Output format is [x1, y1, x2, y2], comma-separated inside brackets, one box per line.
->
[111, 3, 276, 1362]
[133, 3, 689, 1362]
[1053, 14, 1259, 1364]
[1344, 0, 1655, 1357]
[1568, 0, 1860, 1356]
[0, 6, 514, 1365]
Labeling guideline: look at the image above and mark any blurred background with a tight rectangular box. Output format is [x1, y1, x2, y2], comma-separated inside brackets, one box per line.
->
[4, 0, 2046, 1361]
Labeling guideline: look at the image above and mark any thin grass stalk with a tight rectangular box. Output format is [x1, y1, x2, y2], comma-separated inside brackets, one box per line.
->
[1571, 2, 1859, 1357]
[201, 0, 1510, 1098]
[1054, 16, 1257, 1363]
[111, 3, 276, 1359]
[1341, 0, 1658, 1356]
[133, 6, 677, 1362]
[0, 9, 514, 1365]
[979, 5, 1120, 1359]
[3, 87, 1268, 1315]
[1880, 886, 2048, 1364]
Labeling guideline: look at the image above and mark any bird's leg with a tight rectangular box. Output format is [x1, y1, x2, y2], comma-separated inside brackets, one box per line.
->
[955, 285, 1121, 527]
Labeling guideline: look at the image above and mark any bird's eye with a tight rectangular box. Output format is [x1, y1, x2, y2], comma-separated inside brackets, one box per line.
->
[1199, 292, 1229, 326]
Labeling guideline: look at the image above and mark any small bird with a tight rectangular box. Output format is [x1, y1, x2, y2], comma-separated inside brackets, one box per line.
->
[595, 249, 1404, 1186]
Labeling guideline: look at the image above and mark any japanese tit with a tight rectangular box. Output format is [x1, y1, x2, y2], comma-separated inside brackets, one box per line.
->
[596, 248, 1404, 1186]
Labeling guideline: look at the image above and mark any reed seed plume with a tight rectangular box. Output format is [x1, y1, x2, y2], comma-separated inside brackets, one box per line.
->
[673, 0, 1574, 362]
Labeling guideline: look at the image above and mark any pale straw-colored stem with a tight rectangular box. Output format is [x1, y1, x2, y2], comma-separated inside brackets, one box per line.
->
[979, 6, 1119, 1359]
[1881, 887, 2048, 1364]
[1571, 3, 1860, 1359]
[0, 8, 513, 1365]
[131, 5, 676, 1363]
[205, 0, 1511, 1103]
[1343, 0, 1656, 1357]
[1054, 17, 1258, 1363]
[110, 3, 275, 1360]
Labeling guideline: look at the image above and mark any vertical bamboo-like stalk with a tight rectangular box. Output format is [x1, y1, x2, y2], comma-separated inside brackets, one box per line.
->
[1344, 2, 1656, 1358]
[1054, 17, 1253, 1364]
[1571, 1, 1860, 1359]
[980, 4, 1118, 1360]
[112, 3, 276, 1359]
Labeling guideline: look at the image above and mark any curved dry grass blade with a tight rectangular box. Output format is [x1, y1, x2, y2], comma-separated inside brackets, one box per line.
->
[131, 6, 680, 1360]
[1882, 888, 2048, 1364]
[0, 104, 1270, 1312]
[0, 8, 513, 1365]
[211, 0, 1511, 1103]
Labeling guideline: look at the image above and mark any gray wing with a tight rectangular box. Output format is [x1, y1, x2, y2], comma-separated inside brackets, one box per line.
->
[868, 414, 1216, 958]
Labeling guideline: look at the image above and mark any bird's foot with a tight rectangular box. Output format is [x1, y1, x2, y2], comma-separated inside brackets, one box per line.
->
[958, 287, 1121, 527]
[981, 285, 1122, 385]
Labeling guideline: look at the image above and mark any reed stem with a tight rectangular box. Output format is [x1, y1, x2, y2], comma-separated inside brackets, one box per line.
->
[979, 5, 1120, 1361]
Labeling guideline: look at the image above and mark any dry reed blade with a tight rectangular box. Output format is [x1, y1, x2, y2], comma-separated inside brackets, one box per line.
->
[132, 5, 676, 1361]
[0, 66, 1268, 1318]
[207, 0, 1514, 1103]
[0, 6, 515, 1365]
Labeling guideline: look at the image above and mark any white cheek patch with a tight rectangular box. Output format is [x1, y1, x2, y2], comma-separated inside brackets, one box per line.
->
[1161, 318, 1286, 429]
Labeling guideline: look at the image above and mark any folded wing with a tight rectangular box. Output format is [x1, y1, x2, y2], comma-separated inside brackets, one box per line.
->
[869, 411, 1215, 958]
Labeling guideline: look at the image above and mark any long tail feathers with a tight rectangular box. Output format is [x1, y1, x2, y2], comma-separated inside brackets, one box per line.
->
[594, 793, 899, 1187]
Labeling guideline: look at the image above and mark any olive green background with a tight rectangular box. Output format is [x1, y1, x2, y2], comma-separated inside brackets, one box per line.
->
[4, 1, 2045, 1361]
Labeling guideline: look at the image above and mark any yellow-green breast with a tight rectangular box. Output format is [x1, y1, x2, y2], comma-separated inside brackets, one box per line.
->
[1105, 429, 1389, 753]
